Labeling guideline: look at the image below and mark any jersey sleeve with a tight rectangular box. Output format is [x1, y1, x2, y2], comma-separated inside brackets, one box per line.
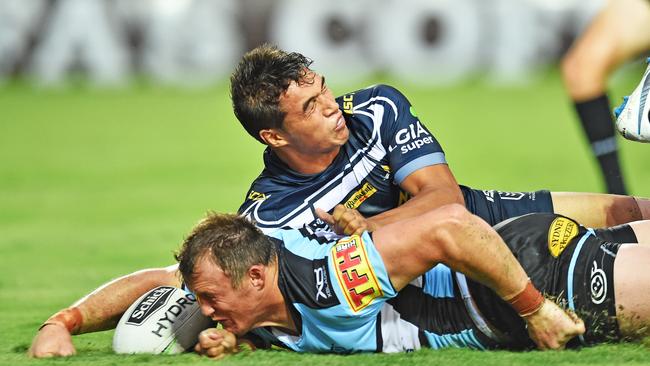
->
[374, 85, 447, 185]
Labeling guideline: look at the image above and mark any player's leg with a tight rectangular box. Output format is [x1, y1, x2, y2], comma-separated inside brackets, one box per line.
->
[613, 244, 650, 339]
[627, 220, 650, 243]
[561, 0, 650, 193]
[551, 192, 650, 227]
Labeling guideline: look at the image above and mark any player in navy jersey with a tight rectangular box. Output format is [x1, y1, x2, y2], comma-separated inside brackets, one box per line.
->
[232, 44, 650, 236]
[179, 211, 650, 356]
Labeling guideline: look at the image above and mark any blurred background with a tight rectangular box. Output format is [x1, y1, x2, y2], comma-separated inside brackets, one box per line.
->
[0, 0, 605, 87]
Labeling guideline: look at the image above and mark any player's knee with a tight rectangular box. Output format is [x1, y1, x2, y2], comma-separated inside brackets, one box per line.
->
[561, 51, 608, 97]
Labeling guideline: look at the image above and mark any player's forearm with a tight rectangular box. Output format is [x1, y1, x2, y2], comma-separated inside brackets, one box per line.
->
[437, 212, 530, 302]
[368, 185, 464, 228]
[44, 265, 181, 334]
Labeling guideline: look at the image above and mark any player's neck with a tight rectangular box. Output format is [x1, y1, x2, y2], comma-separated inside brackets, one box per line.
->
[274, 147, 340, 175]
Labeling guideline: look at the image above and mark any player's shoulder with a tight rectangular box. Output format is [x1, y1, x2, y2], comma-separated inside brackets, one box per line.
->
[337, 84, 408, 106]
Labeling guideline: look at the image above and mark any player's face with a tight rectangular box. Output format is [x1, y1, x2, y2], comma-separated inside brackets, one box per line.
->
[278, 71, 349, 155]
[190, 257, 261, 336]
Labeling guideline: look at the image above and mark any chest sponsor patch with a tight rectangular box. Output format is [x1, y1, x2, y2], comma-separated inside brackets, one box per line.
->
[344, 182, 377, 209]
[331, 235, 383, 312]
[547, 217, 579, 257]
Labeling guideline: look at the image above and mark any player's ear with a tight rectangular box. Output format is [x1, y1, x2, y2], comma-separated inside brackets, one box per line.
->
[260, 128, 289, 148]
[248, 264, 266, 290]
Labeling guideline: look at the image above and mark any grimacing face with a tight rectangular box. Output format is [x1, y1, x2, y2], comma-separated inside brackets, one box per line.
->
[189, 256, 262, 336]
[277, 71, 349, 155]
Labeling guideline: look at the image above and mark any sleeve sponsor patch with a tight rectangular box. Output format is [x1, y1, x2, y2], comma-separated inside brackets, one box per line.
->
[548, 217, 579, 257]
[331, 235, 383, 312]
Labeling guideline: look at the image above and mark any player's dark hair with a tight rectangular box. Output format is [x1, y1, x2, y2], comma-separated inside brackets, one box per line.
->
[175, 212, 277, 288]
[230, 44, 314, 144]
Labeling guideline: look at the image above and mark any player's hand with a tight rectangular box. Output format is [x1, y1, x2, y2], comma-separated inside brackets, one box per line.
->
[195, 328, 238, 360]
[28, 323, 76, 358]
[523, 299, 585, 350]
[316, 205, 377, 235]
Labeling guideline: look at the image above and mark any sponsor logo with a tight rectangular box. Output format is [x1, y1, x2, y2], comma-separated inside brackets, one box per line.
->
[313, 266, 333, 301]
[380, 165, 391, 180]
[247, 190, 267, 201]
[344, 182, 377, 209]
[331, 236, 382, 312]
[547, 217, 579, 257]
[306, 219, 331, 234]
[127, 287, 175, 325]
[590, 260, 607, 305]
[482, 190, 526, 203]
[398, 190, 410, 206]
[343, 94, 354, 114]
[150, 292, 199, 338]
[393, 121, 433, 155]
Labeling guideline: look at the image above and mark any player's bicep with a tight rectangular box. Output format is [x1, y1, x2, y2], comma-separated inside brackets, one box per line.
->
[399, 164, 460, 197]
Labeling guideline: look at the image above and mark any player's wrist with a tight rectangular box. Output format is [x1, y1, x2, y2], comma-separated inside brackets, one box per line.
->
[39, 307, 83, 335]
[504, 279, 544, 317]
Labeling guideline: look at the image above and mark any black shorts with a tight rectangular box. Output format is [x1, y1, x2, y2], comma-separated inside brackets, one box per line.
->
[461, 185, 554, 226]
[468, 213, 626, 349]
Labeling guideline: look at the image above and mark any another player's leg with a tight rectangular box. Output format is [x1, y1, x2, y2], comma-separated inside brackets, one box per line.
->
[561, 0, 650, 193]
[613, 243, 650, 339]
[551, 192, 650, 227]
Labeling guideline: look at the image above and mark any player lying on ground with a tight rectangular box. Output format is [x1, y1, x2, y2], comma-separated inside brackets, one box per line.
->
[232, 45, 650, 236]
[30, 207, 650, 357]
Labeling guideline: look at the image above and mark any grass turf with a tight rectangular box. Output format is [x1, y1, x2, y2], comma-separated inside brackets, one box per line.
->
[1, 69, 650, 365]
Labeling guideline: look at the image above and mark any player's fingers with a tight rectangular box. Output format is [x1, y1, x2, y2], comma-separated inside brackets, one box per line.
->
[332, 205, 347, 222]
[205, 345, 225, 358]
[198, 329, 224, 349]
[343, 218, 364, 235]
[315, 208, 335, 225]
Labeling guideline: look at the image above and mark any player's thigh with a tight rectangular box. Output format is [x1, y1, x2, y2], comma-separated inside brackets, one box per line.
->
[569, 0, 650, 73]
[550, 192, 642, 227]
[613, 244, 650, 339]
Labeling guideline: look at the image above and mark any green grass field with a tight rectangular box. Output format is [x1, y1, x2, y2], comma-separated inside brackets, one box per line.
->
[2, 69, 650, 365]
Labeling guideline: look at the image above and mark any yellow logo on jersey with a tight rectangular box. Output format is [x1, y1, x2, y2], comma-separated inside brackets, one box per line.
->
[398, 190, 410, 206]
[247, 190, 267, 201]
[548, 217, 579, 257]
[331, 235, 382, 312]
[344, 183, 377, 209]
[343, 94, 354, 114]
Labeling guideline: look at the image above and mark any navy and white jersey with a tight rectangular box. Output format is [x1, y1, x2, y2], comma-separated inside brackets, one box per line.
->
[239, 84, 446, 234]
[261, 229, 494, 354]
[238, 84, 554, 233]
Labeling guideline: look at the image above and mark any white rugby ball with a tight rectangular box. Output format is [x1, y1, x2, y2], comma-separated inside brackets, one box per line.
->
[113, 286, 214, 354]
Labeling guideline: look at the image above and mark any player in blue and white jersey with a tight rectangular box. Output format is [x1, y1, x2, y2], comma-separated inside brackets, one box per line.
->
[179, 210, 650, 357]
[234, 45, 650, 236]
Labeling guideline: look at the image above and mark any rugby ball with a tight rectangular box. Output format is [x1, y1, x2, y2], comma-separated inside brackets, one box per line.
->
[113, 286, 214, 354]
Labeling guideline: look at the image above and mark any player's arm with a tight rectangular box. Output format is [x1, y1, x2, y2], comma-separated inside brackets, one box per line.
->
[29, 264, 181, 358]
[368, 164, 464, 228]
[317, 165, 463, 235]
[373, 204, 585, 350]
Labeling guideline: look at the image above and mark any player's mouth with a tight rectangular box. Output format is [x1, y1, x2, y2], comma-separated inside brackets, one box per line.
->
[334, 112, 345, 131]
